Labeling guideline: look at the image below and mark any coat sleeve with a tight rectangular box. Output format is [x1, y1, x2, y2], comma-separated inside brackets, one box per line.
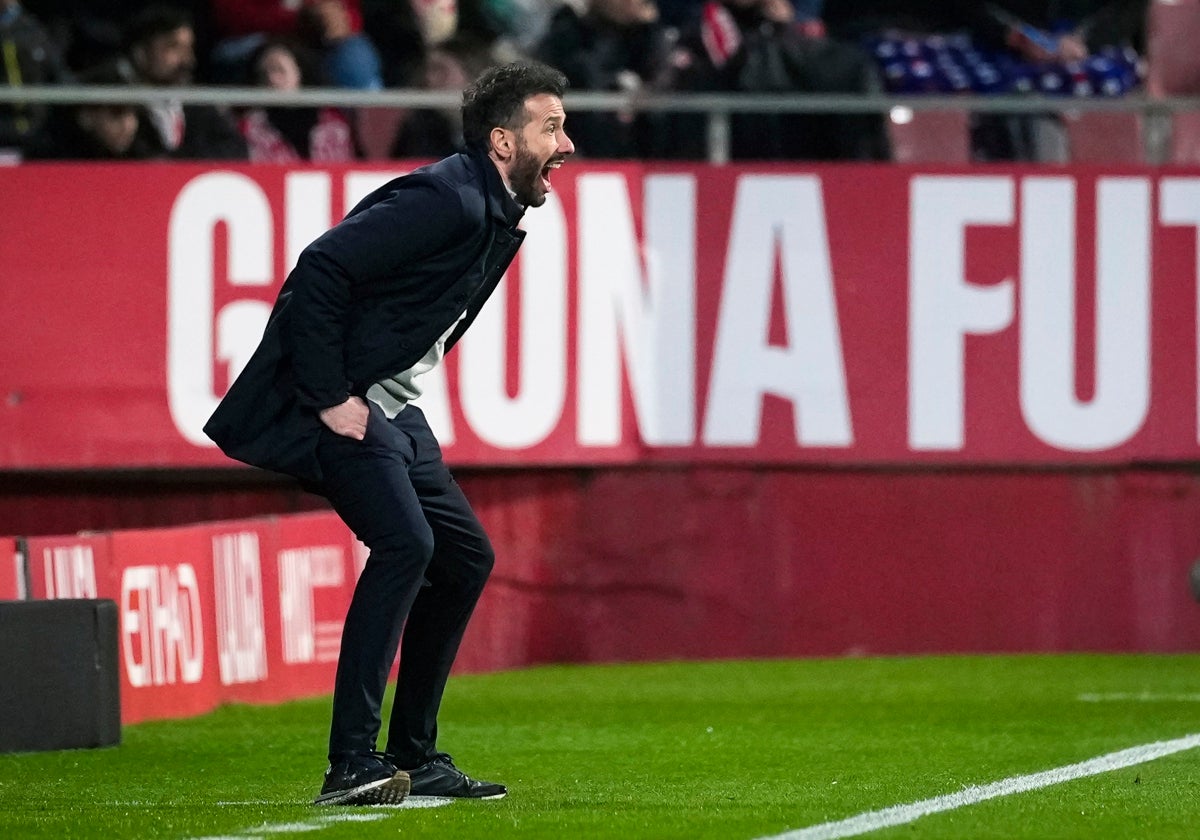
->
[286, 175, 468, 410]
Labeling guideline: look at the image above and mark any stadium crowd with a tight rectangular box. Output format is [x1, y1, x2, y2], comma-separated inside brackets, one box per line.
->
[0, 0, 1156, 163]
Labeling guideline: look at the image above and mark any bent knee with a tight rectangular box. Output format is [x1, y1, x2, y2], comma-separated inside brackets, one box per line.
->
[371, 525, 436, 568]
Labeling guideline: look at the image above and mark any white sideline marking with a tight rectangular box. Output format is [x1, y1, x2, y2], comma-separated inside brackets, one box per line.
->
[756, 733, 1200, 840]
[1079, 692, 1200, 703]
[188, 798, 453, 839]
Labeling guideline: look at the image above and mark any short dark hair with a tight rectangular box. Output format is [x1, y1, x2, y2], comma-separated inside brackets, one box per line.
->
[461, 62, 568, 153]
[246, 38, 323, 87]
[125, 5, 193, 50]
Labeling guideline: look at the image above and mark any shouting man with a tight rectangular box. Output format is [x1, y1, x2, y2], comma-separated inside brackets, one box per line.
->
[205, 62, 574, 806]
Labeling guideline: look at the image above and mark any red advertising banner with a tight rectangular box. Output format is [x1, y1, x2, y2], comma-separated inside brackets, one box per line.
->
[25, 513, 358, 723]
[24, 533, 113, 600]
[270, 511, 360, 698]
[2, 162, 1199, 469]
[109, 524, 222, 723]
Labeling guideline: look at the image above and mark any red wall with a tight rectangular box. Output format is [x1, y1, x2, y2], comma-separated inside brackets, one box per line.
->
[7, 466, 1200, 669]
[460, 467, 1200, 662]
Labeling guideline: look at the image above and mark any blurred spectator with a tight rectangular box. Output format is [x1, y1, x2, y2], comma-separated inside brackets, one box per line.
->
[238, 37, 357, 161]
[297, 0, 384, 88]
[124, 4, 248, 159]
[25, 2, 216, 76]
[483, 0, 565, 53]
[535, 0, 684, 158]
[0, 0, 70, 152]
[209, 1, 379, 86]
[674, 0, 888, 160]
[24, 63, 157, 159]
[362, 0, 505, 88]
[390, 34, 492, 157]
[211, 0, 363, 38]
[361, 0, 433, 86]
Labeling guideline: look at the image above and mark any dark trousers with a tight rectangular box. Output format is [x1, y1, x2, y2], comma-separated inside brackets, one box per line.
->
[316, 402, 494, 768]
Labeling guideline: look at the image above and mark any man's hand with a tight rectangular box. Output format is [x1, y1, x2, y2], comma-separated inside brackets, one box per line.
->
[319, 396, 369, 440]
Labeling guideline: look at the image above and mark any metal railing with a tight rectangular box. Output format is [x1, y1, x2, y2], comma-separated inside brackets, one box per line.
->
[4, 85, 1200, 164]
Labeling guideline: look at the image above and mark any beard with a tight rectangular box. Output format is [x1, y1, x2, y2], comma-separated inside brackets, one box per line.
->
[509, 138, 548, 208]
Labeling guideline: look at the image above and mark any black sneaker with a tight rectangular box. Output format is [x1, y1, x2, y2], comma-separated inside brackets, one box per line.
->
[402, 753, 506, 799]
[313, 752, 411, 806]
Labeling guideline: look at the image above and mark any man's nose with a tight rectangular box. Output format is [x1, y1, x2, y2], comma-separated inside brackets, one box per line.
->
[558, 130, 575, 155]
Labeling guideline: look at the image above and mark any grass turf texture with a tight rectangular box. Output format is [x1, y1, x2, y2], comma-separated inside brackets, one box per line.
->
[1, 655, 1199, 839]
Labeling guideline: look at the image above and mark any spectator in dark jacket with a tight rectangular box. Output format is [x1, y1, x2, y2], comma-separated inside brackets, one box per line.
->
[0, 0, 70, 151]
[24, 62, 158, 160]
[675, 0, 888, 160]
[125, 4, 248, 159]
[390, 35, 494, 159]
[535, 0, 685, 159]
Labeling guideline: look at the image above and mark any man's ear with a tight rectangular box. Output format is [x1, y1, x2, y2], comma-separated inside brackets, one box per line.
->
[489, 126, 513, 160]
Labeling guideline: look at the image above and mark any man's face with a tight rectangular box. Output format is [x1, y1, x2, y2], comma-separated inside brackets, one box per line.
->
[504, 94, 573, 208]
[79, 105, 138, 155]
[136, 26, 195, 85]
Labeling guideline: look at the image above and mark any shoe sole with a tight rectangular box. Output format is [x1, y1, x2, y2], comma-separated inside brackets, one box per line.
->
[409, 789, 507, 800]
[313, 771, 411, 806]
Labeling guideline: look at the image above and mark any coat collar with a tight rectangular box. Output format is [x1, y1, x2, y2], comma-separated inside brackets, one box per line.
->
[469, 149, 526, 228]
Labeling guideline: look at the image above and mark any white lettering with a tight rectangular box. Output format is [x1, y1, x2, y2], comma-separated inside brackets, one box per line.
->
[41, 545, 97, 599]
[167, 173, 273, 445]
[460, 193, 568, 448]
[286, 172, 332, 271]
[909, 176, 1015, 450]
[578, 174, 697, 446]
[1019, 177, 1151, 450]
[120, 564, 204, 688]
[704, 175, 851, 446]
[278, 545, 345, 664]
[213, 533, 268, 685]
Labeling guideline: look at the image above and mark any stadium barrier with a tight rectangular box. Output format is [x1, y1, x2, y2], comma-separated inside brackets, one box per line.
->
[2, 85, 1200, 164]
[7, 511, 360, 724]
[6, 478, 1200, 728]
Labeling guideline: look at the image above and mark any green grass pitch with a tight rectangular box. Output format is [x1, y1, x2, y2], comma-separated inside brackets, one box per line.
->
[1, 655, 1199, 839]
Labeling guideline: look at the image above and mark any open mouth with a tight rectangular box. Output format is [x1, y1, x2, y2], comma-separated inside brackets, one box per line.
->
[540, 158, 564, 192]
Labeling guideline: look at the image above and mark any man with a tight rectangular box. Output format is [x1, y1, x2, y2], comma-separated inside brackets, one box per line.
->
[204, 62, 573, 806]
[0, 0, 70, 152]
[124, 5, 248, 159]
[675, 0, 888, 160]
[534, 0, 683, 159]
[24, 64, 156, 160]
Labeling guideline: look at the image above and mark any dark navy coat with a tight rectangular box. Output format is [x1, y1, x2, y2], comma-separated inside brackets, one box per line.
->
[204, 150, 526, 483]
